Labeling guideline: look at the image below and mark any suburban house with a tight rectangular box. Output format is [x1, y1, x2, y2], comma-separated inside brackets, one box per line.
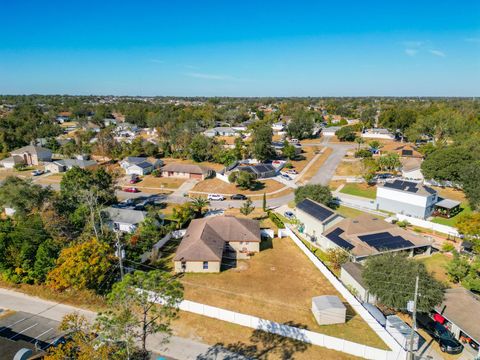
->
[0, 155, 26, 169]
[272, 141, 302, 156]
[103, 207, 148, 233]
[322, 213, 432, 262]
[379, 142, 422, 158]
[361, 128, 395, 140]
[321, 126, 341, 137]
[173, 216, 261, 273]
[232, 163, 277, 179]
[376, 180, 438, 219]
[9, 145, 52, 165]
[45, 159, 97, 173]
[271, 122, 285, 132]
[400, 158, 424, 181]
[120, 157, 163, 176]
[204, 127, 238, 137]
[434, 288, 480, 349]
[161, 163, 213, 180]
[340, 262, 377, 304]
[295, 199, 344, 242]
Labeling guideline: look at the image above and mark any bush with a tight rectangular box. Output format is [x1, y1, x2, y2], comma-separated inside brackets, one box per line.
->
[268, 211, 285, 229]
[284, 162, 293, 169]
[335, 126, 356, 142]
[442, 242, 455, 253]
[355, 149, 373, 158]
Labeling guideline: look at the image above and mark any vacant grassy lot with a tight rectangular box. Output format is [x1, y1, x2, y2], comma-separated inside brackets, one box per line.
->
[335, 160, 363, 176]
[335, 205, 368, 219]
[418, 252, 455, 286]
[191, 178, 285, 195]
[289, 145, 320, 173]
[179, 237, 388, 349]
[172, 311, 361, 360]
[119, 175, 185, 191]
[340, 183, 377, 199]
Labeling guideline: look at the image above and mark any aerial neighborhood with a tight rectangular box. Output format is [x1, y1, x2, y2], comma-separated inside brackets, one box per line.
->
[0, 95, 478, 360]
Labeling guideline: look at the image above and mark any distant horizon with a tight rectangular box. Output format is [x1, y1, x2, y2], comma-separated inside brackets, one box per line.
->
[1, 1, 479, 96]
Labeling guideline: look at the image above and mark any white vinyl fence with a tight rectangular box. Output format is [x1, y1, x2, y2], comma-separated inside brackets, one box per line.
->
[395, 214, 459, 237]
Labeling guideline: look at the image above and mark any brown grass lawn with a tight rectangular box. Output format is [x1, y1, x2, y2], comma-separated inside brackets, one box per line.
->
[296, 147, 333, 184]
[162, 157, 225, 172]
[335, 160, 363, 177]
[216, 136, 236, 145]
[431, 186, 467, 202]
[0, 168, 40, 180]
[299, 138, 322, 145]
[418, 252, 455, 286]
[191, 178, 285, 195]
[179, 237, 388, 349]
[119, 175, 186, 191]
[172, 311, 360, 360]
[329, 180, 346, 191]
[289, 146, 320, 173]
[35, 173, 64, 185]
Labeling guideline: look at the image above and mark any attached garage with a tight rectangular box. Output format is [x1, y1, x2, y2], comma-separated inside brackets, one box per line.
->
[161, 163, 213, 180]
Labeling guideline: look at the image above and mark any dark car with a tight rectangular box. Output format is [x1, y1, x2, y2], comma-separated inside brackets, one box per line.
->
[417, 313, 463, 354]
[231, 194, 247, 200]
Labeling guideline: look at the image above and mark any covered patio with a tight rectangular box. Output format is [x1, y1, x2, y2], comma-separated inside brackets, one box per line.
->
[433, 198, 462, 218]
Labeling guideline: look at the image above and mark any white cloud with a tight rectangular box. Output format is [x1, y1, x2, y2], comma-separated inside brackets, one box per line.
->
[405, 48, 418, 57]
[429, 49, 446, 57]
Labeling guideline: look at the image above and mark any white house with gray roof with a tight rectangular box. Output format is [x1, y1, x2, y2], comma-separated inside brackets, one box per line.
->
[120, 157, 163, 176]
[103, 207, 148, 233]
[376, 180, 438, 219]
[295, 199, 344, 242]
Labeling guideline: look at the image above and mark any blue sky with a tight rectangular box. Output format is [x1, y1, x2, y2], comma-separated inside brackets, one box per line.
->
[1, 1, 479, 96]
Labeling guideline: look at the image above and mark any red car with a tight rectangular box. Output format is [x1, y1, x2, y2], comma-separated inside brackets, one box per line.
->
[129, 178, 140, 184]
[123, 187, 140, 193]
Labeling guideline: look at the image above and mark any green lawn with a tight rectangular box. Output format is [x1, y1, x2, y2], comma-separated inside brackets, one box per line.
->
[431, 202, 472, 227]
[335, 205, 368, 218]
[418, 253, 453, 286]
[340, 183, 377, 199]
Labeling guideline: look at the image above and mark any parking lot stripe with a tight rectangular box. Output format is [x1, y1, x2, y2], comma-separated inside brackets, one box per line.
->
[9, 323, 38, 340]
[32, 327, 54, 342]
[0, 317, 27, 333]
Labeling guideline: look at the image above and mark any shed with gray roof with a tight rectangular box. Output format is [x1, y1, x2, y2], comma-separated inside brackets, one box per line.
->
[311, 295, 346, 325]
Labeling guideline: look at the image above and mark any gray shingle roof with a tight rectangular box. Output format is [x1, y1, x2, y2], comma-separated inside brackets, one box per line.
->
[103, 207, 147, 225]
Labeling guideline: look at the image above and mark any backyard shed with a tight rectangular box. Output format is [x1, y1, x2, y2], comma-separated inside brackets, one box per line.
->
[311, 295, 346, 325]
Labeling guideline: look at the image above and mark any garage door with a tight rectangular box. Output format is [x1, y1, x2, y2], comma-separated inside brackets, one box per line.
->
[190, 173, 203, 180]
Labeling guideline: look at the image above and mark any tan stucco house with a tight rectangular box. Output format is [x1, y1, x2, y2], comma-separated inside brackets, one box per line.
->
[10, 145, 52, 165]
[173, 216, 261, 273]
[161, 163, 213, 180]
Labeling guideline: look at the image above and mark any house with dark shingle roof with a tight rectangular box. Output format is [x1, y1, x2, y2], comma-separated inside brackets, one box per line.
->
[161, 163, 213, 180]
[173, 216, 261, 273]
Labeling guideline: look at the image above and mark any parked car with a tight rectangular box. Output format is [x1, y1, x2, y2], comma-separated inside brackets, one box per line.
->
[123, 187, 140, 193]
[288, 138, 299, 144]
[286, 169, 298, 175]
[129, 174, 140, 184]
[417, 313, 463, 354]
[280, 173, 291, 180]
[31, 169, 44, 176]
[231, 194, 247, 200]
[284, 211, 296, 220]
[208, 194, 225, 201]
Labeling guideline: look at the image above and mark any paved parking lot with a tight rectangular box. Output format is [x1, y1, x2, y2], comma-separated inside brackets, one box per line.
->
[0, 311, 64, 351]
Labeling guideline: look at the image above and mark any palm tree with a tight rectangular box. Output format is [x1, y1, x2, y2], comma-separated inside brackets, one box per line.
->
[190, 197, 210, 216]
[368, 140, 381, 154]
[355, 137, 365, 151]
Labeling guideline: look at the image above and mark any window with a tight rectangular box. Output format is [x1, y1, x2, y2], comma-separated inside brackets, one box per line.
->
[203, 261, 208, 270]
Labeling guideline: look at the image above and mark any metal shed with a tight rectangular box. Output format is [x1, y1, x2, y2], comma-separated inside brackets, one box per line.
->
[311, 295, 346, 325]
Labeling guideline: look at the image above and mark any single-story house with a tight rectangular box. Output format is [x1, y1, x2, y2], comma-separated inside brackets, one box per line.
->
[120, 157, 163, 176]
[322, 213, 432, 262]
[271, 122, 285, 132]
[400, 158, 424, 181]
[272, 141, 302, 156]
[321, 126, 342, 137]
[45, 159, 97, 173]
[204, 127, 238, 137]
[379, 142, 422, 158]
[295, 199, 344, 242]
[173, 216, 261, 273]
[161, 163, 213, 180]
[103, 207, 148, 233]
[0, 155, 25, 169]
[234, 164, 277, 179]
[10, 145, 52, 165]
[434, 288, 480, 347]
[340, 262, 377, 304]
[376, 180, 438, 219]
[361, 128, 395, 140]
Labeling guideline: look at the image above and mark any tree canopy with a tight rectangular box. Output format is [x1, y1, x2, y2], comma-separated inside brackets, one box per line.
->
[294, 185, 334, 206]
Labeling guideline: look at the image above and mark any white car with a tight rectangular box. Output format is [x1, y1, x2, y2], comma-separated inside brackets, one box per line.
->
[31, 170, 44, 176]
[207, 194, 225, 201]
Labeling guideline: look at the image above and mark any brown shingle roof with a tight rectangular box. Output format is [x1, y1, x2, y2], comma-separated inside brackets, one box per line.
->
[174, 216, 260, 262]
[436, 288, 480, 342]
[324, 213, 432, 257]
[162, 163, 212, 175]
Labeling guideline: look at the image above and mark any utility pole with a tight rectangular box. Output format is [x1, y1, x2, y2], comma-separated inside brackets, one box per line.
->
[116, 233, 125, 280]
[408, 275, 419, 360]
